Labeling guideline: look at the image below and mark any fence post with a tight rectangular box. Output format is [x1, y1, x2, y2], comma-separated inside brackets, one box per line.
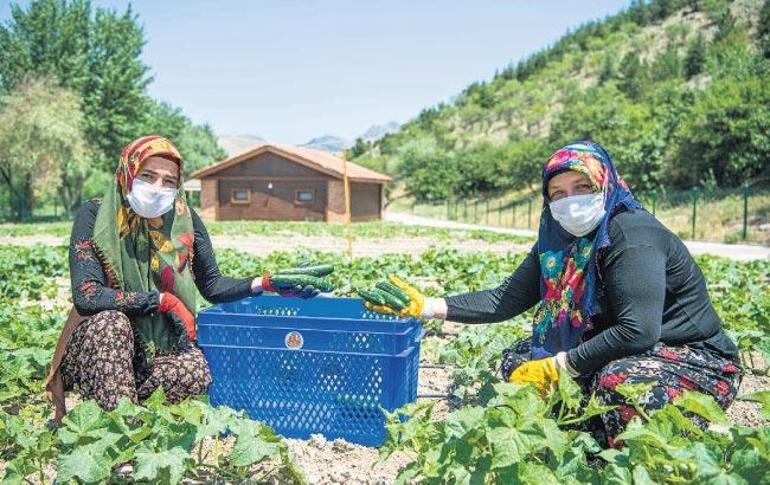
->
[445, 200, 450, 220]
[485, 200, 490, 225]
[463, 201, 468, 222]
[512, 203, 517, 228]
[743, 181, 749, 240]
[498, 200, 502, 226]
[651, 189, 657, 216]
[691, 186, 699, 240]
[527, 198, 532, 229]
[473, 200, 478, 223]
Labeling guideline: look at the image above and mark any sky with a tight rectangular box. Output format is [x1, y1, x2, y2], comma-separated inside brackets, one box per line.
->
[1, 0, 632, 144]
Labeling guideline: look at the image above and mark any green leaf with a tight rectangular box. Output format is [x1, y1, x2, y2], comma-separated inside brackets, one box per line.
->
[557, 367, 582, 411]
[673, 391, 728, 425]
[229, 419, 281, 467]
[599, 463, 633, 484]
[615, 381, 655, 404]
[60, 399, 107, 434]
[488, 426, 535, 469]
[615, 418, 670, 449]
[445, 406, 485, 440]
[631, 465, 656, 485]
[144, 386, 167, 411]
[134, 446, 189, 485]
[57, 445, 113, 484]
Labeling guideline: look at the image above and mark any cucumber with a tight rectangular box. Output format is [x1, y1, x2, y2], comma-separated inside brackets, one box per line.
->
[270, 274, 334, 292]
[360, 288, 404, 311]
[377, 288, 406, 310]
[375, 281, 410, 306]
[358, 288, 387, 306]
[276, 264, 334, 277]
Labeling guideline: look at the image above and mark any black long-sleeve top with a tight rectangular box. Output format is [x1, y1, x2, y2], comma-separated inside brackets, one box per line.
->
[445, 208, 739, 376]
[69, 199, 254, 317]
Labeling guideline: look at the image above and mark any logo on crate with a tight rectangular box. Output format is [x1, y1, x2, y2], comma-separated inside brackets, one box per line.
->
[284, 331, 304, 350]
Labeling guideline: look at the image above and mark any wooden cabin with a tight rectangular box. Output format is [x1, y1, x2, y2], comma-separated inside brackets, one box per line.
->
[189, 143, 391, 222]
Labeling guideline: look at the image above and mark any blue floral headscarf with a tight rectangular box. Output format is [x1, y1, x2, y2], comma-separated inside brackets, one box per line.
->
[531, 141, 643, 359]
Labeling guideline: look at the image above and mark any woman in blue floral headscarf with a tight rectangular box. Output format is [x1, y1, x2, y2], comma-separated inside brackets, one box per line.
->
[363, 140, 742, 446]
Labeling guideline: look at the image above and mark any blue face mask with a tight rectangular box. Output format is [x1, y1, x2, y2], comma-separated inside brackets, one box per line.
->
[549, 192, 606, 237]
[127, 179, 177, 218]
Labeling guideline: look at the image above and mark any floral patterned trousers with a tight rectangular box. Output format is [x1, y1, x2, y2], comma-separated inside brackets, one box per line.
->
[501, 339, 742, 446]
[60, 309, 212, 411]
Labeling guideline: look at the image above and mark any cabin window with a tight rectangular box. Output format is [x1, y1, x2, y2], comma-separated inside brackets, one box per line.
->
[231, 189, 251, 204]
[295, 189, 315, 204]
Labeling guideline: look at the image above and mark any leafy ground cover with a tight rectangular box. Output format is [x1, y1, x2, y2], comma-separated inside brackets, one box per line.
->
[380, 377, 770, 484]
[0, 243, 768, 483]
[0, 220, 535, 244]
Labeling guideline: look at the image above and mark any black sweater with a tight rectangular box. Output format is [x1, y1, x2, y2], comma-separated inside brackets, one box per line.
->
[69, 200, 254, 317]
[445, 209, 738, 375]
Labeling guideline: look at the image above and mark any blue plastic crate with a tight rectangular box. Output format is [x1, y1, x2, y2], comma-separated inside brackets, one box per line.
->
[197, 295, 422, 446]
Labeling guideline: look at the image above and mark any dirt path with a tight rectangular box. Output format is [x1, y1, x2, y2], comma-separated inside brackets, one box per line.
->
[2, 230, 767, 261]
[385, 211, 770, 261]
[0, 234, 531, 257]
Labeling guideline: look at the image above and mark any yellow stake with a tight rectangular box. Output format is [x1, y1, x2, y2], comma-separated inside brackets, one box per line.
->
[341, 151, 353, 258]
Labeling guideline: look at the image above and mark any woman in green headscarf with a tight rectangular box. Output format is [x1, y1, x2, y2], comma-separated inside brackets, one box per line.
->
[47, 135, 332, 421]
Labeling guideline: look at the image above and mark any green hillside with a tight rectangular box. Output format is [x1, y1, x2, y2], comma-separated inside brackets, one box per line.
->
[350, 0, 770, 203]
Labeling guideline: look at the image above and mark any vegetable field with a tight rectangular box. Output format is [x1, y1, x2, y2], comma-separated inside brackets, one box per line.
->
[1, 236, 769, 484]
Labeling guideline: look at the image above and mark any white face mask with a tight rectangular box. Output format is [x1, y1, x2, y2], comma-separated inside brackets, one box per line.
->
[127, 179, 177, 218]
[549, 192, 606, 237]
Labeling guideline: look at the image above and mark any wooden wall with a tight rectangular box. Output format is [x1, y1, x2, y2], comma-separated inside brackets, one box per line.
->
[199, 151, 384, 222]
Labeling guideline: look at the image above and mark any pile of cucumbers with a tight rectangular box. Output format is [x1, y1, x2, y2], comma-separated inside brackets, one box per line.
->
[270, 264, 335, 292]
[358, 281, 411, 311]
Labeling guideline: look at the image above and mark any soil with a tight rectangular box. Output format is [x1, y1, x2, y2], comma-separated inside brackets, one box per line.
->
[0, 234, 532, 258]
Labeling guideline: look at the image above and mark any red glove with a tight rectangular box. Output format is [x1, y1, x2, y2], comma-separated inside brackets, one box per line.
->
[159, 292, 196, 341]
[261, 272, 277, 293]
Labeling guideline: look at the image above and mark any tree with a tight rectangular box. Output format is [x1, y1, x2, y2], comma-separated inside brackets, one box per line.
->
[758, 0, 770, 58]
[618, 50, 650, 100]
[346, 137, 369, 159]
[684, 33, 707, 78]
[673, 67, 770, 186]
[597, 53, 617, 85]
[141, 100, 227, 176]
[549, 85, 668, 190]
[0, 0, 151, 173]
[0, 78, 91, 220]
[651, 44, 682, 81]
[396, 137, 458, 202]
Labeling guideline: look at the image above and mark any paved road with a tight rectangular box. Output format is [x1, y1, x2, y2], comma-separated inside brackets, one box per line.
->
[385, 211, 770, 261]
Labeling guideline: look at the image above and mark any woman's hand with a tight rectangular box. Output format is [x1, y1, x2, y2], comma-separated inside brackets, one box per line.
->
[508, 357, 559, 396]
[158, 292, 196, 341]
[257, 264, 335, 299]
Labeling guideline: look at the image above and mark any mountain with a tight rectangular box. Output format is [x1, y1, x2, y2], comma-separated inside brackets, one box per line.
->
[360, 121, 401, 143]
[217, 134, 266, 157]
[350, 0, 770, 202]
[301, 135, 350, 154]
[300, 121, 401, 154]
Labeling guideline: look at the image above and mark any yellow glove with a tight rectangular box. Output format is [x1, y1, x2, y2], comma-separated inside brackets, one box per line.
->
[508, 357, 559, 396]
[361, 275, 425, 319]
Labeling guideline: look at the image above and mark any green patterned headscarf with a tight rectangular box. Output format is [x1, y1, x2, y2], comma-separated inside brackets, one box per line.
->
[91, 135, 197, 352]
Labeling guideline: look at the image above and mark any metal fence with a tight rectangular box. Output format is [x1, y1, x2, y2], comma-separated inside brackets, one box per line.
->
[0, 190, 202, 224]
[1, 182, 767, 245]
[403, 181, 769, 244]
